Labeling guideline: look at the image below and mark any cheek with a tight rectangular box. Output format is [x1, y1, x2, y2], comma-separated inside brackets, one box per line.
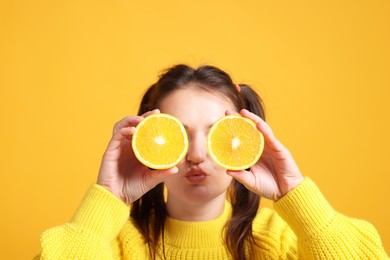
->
[212, 162, 233, 181]
[176, 159, 188, 173]
[212, 165, 233, 185]
[211, 161, 227, 175]
[163, 173, 181, 192]
[219, 172, 233, 187]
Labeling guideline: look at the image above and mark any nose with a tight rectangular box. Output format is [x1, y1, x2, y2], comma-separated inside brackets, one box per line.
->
[186, 133, 207, 164]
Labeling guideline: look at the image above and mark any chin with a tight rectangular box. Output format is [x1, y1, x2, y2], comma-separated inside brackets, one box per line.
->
[181, 187, 227, 205]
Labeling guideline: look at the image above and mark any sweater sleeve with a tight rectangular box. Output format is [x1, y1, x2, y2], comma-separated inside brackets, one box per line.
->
[37, 184, 130, 259]
[273, 177, 389, 259]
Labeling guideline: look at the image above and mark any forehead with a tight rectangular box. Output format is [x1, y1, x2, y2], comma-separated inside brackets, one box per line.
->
[158, 87, 237, 126]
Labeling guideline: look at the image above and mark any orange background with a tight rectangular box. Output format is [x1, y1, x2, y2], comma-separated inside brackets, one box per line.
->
[1, 0, 389, 258]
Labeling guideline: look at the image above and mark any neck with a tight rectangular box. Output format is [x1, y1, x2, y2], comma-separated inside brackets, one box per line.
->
[166, 192, 227, 221]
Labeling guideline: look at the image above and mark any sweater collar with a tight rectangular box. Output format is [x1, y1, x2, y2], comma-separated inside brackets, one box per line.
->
[164, 201, 232, 248]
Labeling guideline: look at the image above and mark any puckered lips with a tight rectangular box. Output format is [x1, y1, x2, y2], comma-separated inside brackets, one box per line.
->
[184, 168, 208, 184]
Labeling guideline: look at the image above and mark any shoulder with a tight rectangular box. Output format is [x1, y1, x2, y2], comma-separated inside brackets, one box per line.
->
[253, 206, 292, 235]
[116, 217, 150, 257]
[251, 206, 298, 255]
[119, 217, 146, 243]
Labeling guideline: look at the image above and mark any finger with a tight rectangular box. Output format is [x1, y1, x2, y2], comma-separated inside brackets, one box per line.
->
[112, 109, 160, 135]
[225, 109, 239, 116]
[106, 127, 133, 152]
[146, 167, 179, 185]
[226, 170, 255, 191]
[120, 126, 136, 141]
[240, 109, 285, 151]
[113, 116, 143, 134]
[141, 108, 160, 118]
[239, 109, 269, 132]
[155, 167, 179, 177]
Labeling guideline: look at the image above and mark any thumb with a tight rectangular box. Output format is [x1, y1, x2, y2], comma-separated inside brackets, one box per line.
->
[227, 170, 255, 191]
[147, 167, 179, 186]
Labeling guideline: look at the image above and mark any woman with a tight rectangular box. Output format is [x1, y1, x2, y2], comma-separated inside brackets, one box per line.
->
[37, 64, 388, 259]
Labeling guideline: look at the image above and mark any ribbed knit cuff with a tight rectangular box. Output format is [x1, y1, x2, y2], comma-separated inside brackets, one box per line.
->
[274, 177, 336, 238]
[71, 184, 130, 241]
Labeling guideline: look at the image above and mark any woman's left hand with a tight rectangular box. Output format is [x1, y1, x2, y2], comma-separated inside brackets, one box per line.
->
[227, 109, 304, 201]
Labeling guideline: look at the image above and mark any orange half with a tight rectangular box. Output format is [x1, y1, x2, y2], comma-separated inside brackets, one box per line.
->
[132, 113, 188, 169]
[207, 115, 264, 170]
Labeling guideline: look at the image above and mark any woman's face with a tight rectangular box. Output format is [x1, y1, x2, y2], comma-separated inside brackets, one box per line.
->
[159, 86, 237, 206]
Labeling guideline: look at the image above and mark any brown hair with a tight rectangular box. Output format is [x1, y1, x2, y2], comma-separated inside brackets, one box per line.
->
[130, 64, 265, 260]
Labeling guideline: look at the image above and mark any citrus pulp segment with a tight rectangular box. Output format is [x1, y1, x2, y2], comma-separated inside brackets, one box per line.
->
[207, 115, 264, 170]
[132, 113, 188, 169]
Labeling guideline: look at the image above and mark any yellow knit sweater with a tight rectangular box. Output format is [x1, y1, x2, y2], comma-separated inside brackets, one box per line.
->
[36, 178, 389, 259]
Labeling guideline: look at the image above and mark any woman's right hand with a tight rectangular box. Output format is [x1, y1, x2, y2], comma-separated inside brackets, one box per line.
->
[97, 109, 178, 205]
